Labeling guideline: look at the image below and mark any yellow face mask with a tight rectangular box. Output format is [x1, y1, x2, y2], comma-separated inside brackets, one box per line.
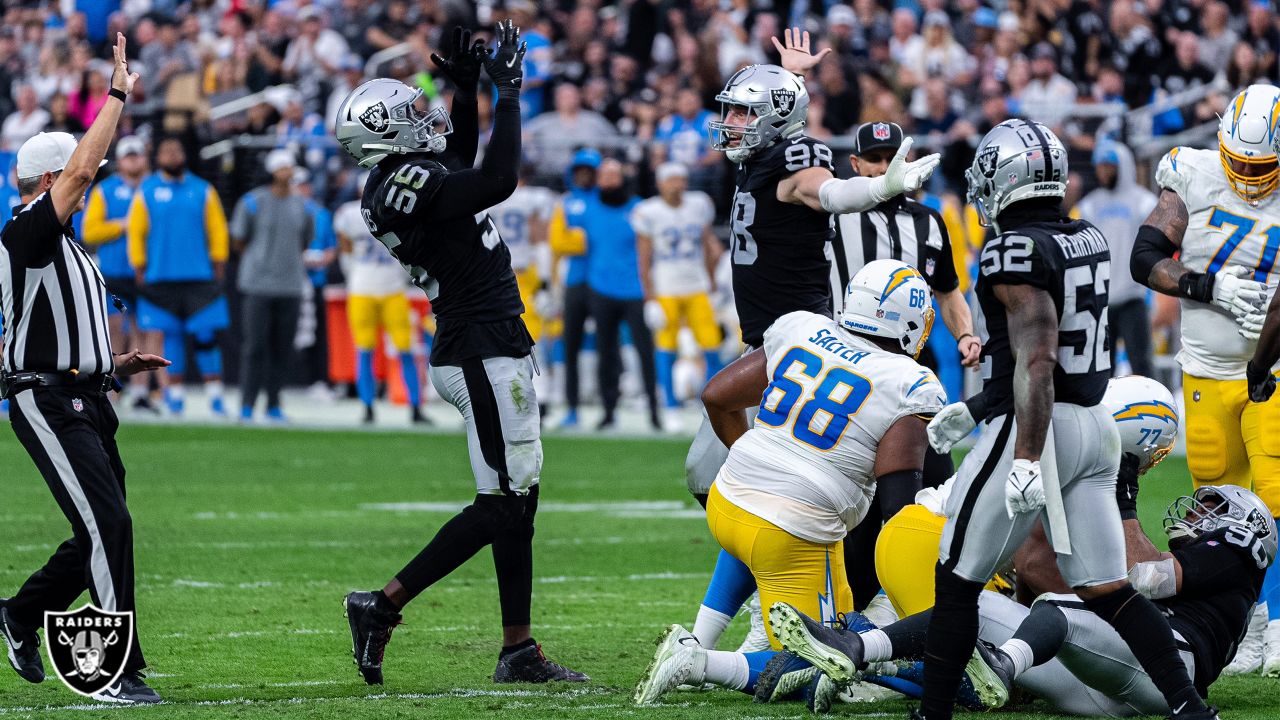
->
[912, 306, 936, 359]
[1220, 132, 1280, 203]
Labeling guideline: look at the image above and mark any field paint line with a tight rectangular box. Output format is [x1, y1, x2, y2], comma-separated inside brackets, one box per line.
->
[199, 680, 342, 690]
[161, 628, 340, 640]
[361, 500, 692, 516]
[538, 572, 709, 584]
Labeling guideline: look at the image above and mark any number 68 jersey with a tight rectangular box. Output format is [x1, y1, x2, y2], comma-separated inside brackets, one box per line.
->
[716, 311, 947, 545]
[1156, 146, 1280, 379]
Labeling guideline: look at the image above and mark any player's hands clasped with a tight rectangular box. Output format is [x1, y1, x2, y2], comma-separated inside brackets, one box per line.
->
[1005, 458, 1045, 518]
[926, 401, 976, 453]
[1247, 360, 1277, 403]
[430, 26, 486, 90]
[480, 19, 527, 92]
[1212, 265, 1267, 320]
[110, 32, 139, 96]
[881, 138, 941, 198]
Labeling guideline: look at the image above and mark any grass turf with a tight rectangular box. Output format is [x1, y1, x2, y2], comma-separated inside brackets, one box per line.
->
[0, 424, 1272, 719]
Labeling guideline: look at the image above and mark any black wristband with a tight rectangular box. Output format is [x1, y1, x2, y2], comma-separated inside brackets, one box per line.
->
[108, 88, 127, 103]
[1116, 453, 1141, 521]
[1178, 271, 1215, 304]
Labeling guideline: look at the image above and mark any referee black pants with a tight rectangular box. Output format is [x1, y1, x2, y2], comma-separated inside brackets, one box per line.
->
[587, 290, 659, 419]
[6, 387, 145, 673]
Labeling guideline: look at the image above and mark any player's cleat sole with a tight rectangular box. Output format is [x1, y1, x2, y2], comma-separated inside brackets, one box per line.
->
[769, 602, 862, 683]
[0, 604, 43, 684]
[965, 641, 1011, 710]
[634, 624, 698, 704]
[343, 591, 401, 685]
[493, 643, 588, 683]
[753, 650, 816, 703]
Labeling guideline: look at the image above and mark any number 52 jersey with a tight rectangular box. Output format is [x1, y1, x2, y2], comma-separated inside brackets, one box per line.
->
[716, 311, 947, 544]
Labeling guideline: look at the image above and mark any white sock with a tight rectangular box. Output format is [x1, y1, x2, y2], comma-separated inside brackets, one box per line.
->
[999, 638, 1034, 679]
[861, 628, 894, 663]
[863, 592, 900, 628]
[692, 605, 734, 648]
[166, 384, 185, 400]
[204, 380, 224, 399]
[703, 649, 749, 690]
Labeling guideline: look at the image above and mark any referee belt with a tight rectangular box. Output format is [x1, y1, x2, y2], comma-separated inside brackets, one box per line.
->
[0, 371, 119, 399]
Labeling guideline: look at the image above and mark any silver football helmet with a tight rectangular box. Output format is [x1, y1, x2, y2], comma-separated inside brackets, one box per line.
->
[965, 119, 1068, 233]
[334, 78, 452, 168]
[1164, 484, 1278, 564]
[709, 64, 808, 163]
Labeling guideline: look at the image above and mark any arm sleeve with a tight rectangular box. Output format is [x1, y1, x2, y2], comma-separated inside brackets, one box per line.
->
[126, 194, 149, 270]
[205, 188, 230, 263]
[81, 186, 123, 246]
[419, 95, 521, 221]
[447, 88, 479, 169]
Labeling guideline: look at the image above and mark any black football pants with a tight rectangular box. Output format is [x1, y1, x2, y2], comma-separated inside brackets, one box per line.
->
[587, 290, 659, 419]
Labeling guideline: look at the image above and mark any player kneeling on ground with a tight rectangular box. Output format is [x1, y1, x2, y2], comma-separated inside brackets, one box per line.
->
[633, 259, 946, 704]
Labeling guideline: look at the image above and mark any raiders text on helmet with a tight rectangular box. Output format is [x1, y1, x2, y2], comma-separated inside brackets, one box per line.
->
[965, 119, 1068, 233]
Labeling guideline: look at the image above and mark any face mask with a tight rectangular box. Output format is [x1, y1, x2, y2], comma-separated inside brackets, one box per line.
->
[600, 186, 628, 206]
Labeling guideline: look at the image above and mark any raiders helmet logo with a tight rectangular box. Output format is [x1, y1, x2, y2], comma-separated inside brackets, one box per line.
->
[872, 123, 891, 140]
[44, 604, 135, 698]
[358, 102, 390, 134]
[976, 146, 1000, 179]
[771, 88, 796, 115]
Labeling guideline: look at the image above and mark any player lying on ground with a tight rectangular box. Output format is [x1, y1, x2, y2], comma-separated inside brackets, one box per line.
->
[633, 259, 946, 705]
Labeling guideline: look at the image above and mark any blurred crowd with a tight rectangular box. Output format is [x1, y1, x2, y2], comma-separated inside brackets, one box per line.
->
[0, 0, 1272, 425]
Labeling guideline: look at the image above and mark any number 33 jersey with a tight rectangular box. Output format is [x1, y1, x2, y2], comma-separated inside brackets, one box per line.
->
[1157, 146, 1280, 379]
[975, 218, 1111, 420]
[717, 311, 947, 544]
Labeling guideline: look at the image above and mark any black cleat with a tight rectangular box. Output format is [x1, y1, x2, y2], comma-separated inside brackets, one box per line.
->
[0, 603, 43, 683]
[362, 405, 375, 425]
[1170, 706, 1221, 720]
[344, 591, 401, 685]
[91, 673, 162, 704]
[769, 602, 865, 683]
[968, 640, 1013, 710]
[494, 643, 589, 683]
[410, 406, 432, 425]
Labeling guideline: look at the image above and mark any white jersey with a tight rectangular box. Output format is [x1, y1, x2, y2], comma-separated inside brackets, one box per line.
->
[489, 185, 554, 272]
[1156, 147, 1280, 379]
[629, 191, 715, 297]
[334, 201, 406, 297]
[716, 311, 947, 544]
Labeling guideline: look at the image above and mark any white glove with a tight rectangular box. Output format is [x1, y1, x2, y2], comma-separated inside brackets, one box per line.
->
[1005, 458, 1045, 519]
[533, 288, 559, 319]
[873, 137, 941, 201]
[1239, 307, 1266, 341]
[644, 299, 668, 331]
[926, 401, 976, 453]
[1212, 266, 1267, 319]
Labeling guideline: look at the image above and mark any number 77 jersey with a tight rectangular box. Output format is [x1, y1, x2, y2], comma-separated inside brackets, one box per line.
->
[1156, 146, 1280, 379]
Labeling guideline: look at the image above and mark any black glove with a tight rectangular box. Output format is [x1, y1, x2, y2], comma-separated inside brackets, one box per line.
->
[1248, 360, 1277, 403]
[1116, 452, 1141, 521]
[430, 26, 485, 92]
[480, 19, 526, 96]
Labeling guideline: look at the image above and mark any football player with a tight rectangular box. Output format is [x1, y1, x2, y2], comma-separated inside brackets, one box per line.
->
[1133, 84, 1280, 676]
[333, 24, 585, 684]
[489, 165, 554, 345]
[632, 161, 723, 409]
[333, 173, 425, 425]
[633, 260, 946, 705]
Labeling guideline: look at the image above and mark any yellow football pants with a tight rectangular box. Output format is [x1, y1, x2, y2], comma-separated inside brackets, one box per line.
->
[655, 293, 721, 352]
[706, 484, 853, 649]
[348, 293, 412, 352]
[1183, 373, 1280, 516]
[515, 266, 545, 342]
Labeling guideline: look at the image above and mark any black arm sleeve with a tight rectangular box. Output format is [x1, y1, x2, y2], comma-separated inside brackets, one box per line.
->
[963, 388, 993, 422]
[446, 88, 479, 169]
[422, 94, 521, 220]
[875, 469, 924, 520]
[1130, 224, 1178, 288]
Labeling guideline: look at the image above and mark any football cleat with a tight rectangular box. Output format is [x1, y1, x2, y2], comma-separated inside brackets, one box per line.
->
[752, 650, 816, 703]
[769, 602, 864, 683]
[634, 624, 701, 704]
[736, 592, 771, 653]
[0, 603, 43, 683]
[1264, 619, 1280, 677]
[91, 673, 162, 704]
[1224, 602, 1266, 675]
[966, 640, 1012, 710]
[344, 591, 402, 685]
[805, 670, 841, 713]
[410, 406, 432, 425]
[363, 406, 375, 424]
[1169, 705, 1221, 720]
[493, 643, 588, 683]
[209, 396, 227, 418]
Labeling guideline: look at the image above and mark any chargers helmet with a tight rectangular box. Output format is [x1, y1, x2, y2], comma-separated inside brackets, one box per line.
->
[965, 119, 1068, 234]
[1164, 484, 1278, 565]
[1103, 375, 1179, 474]
[335, 79, 453, 168]
[1219, 84, 1280, 204]
[839, 259, 934, 358]
[709, 64, 808, 163]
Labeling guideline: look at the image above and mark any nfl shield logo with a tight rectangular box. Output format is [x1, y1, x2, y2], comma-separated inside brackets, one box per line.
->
[872, 123, 891, 140]
[770, 88, 796, 114]
[44, 605, 134, 698]
[358, 102, 390, 133]
[1008, 173, 1019, 185]
[72, 398, 83, 412]
[926, 258, 936, 276]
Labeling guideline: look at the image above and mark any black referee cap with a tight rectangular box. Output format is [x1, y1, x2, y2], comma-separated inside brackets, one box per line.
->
[854, 122, 904, 155]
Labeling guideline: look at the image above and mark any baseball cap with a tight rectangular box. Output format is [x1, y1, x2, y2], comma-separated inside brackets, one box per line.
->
[297, 5, 321, 22]
[656, 162, 688, 183]
[973, 7, 998, 29]
[854, 122, 904, 155]
[923, 11, 950, 28]
[827, 4, 857, 28]
[291, 167, 311, 186]
[16, 132, 105, 180]
[1032, 42, 1057, 61]
[264, 148, 297, 174]
[1093, 141, 1120, 166]
[115, 135, 146, 160]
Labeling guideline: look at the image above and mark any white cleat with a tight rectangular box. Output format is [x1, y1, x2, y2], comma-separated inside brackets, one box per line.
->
[1263, 619, 1280, 677]
[1224, 603, 1267, 675]
[736, 592, 771, 653]
[634, 624, 703, 705]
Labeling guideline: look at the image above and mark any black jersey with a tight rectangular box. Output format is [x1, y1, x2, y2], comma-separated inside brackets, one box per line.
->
[363, 155, 531, 365]
[1161, 526, 1269, 693]
[730, 135, 835, 347]
[974, 218, 1112, 420]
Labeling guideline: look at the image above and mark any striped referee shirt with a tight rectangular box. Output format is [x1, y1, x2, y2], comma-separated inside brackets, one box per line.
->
[829, 196, 959, 315]
[0, 193, 114, 374]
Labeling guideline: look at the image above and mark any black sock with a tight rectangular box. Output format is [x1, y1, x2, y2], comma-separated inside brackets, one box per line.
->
[374, 590, 400, 612]
[395, 500, 495, 601]
[1083, 585, 1205, 714]
[493, 488, 538, 628]
[501, 637, 537, 657]
[920, 564, 984, 720]
[882, 609, 933, 659]
[1010, 601, 1068, 667]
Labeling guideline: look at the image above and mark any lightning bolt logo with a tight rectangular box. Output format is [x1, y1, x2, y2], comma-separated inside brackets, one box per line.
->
[879, 266, 921, 306]
[1111, 400, 1179, 428]
[818, 551, 837, 627]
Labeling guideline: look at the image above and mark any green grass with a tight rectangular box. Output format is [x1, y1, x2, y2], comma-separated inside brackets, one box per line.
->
[0, 425, 1270, 718]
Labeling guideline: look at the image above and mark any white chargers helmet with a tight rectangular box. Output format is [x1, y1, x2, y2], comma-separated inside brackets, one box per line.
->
[1219, 83, 1280, 204]
[1103, 375, 1179, 475]
[709, 64, 809, 163]
[965, 119, 1068, 234]
[335, 78, 453, 168]
[839, 259, 934, 358]
[1165, 485, 1278, 565]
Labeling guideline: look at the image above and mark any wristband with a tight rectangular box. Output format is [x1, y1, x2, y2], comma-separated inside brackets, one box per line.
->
[956, 333, 976, 343]
[1178, 271, 1214, 304]
[109, 88, 127, 102]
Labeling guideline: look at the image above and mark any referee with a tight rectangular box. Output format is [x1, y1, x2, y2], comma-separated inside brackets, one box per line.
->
[829, 122, 981, 609]
[0, 35, 168, 704]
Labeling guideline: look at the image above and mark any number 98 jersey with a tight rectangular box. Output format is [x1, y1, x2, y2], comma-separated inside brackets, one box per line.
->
[975, 218, 1112, 420]
[730, 135, 836, 347]
[717, 311, 946, 544]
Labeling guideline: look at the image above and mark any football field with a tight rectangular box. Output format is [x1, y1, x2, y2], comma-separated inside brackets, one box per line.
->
[0, 425, 1272, 719]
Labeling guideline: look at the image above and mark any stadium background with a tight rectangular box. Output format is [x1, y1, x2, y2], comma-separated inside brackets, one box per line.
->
[0, 0, 1275, 716]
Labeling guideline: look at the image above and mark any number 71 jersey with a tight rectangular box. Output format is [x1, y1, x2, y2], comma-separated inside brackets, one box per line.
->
[1157, 146, 1280, 379]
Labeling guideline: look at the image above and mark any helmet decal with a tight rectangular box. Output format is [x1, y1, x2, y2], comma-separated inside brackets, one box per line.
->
[771, 88, 796, 114]
[1111, 400, 1179, 426]
[879, 266, 920, 306]
[358, 102, 390, 134]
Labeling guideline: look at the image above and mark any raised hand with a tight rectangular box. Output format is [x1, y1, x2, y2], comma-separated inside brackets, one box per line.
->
[480, 19, 527, 93]
[111, 32, 140, 95]
[430, 26, 486, 90]
[770, 27, 831, 77]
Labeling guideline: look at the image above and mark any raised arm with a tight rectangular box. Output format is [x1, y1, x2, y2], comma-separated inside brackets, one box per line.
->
[777, 137, 940, 213]
[771, 27, 830, 79]
[431, 27, 485, 169]
[702, 347, 767, 447]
